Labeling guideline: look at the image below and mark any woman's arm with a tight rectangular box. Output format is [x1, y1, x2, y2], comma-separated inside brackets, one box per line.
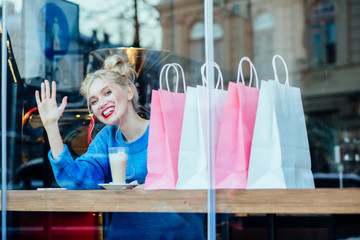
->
[35, 80, 67, 160]
[48, 127, 112, 189]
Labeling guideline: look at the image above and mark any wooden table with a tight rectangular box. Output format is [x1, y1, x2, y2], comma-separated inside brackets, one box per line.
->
[2, 189, 360, 240]
[2, 189, 360, 214]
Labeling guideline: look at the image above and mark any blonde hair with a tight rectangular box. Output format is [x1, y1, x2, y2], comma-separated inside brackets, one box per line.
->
[80, 55, 139, 113]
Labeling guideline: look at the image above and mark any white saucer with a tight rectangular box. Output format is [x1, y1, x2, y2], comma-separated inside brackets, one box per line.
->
[99, 183, 138, 190]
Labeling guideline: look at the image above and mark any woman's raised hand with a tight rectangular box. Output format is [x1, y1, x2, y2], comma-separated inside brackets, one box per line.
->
[35, 80, 67, 129]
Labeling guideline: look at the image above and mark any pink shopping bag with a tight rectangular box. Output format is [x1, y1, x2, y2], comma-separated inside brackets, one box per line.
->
[144, 64, 186, 190]
[215, 57, 260, 189]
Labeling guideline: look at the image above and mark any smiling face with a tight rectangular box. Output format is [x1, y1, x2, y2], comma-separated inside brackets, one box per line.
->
[88, 77, 134, 126]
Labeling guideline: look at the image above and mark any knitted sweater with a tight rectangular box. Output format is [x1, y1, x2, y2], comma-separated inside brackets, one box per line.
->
[49, 125, 204, 240]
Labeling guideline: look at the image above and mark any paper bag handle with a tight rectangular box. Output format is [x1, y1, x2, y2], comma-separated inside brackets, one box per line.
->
[200, 62, 224, 89]
[272, 55, 289, 86]
[237, 57, 259, 89]
[159, 63, 187, 93]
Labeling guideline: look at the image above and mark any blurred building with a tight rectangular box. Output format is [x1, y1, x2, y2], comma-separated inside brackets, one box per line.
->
[156, 0, 253, 76]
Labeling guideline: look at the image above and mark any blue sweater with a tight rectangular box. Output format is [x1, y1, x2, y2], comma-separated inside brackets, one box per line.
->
[49, 125, 204, 240]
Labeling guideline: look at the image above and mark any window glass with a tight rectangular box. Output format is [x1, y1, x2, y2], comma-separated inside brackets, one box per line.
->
[2, 0, 207, 239]
[2, 0, 360, 239]
[309, 0, 336, 66]
[189, 21, 223, 64]
[214, 0, 360, 238]
[253, 12, 274, 80]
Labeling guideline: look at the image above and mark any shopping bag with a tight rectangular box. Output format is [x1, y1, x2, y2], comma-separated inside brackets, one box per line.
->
[176, 62, 227, 189]
[247, 55, 315, 189]
[144, 63, 187, 190]
[215, 57, 260, 189]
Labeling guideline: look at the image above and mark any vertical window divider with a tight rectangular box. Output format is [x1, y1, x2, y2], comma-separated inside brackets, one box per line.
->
[1, 0, 8, 239]
[204, 0, 216, 239]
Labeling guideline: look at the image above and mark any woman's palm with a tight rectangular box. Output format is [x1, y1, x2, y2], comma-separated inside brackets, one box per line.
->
[35, 80, 67, 127]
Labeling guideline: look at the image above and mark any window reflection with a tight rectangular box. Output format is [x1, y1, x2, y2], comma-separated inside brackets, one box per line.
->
[309, 0, 336, 66]
[1, 0, 359, 190]
[253, 12, 274, 81]
[189, 21, 224, 64]
[1, 0, 360, 238]
[2, 0, 359, 191]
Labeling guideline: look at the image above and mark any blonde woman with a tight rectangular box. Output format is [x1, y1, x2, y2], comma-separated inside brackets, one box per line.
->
[35, 55, 204, 239]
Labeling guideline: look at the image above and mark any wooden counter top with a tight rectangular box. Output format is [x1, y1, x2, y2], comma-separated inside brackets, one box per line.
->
[2, 189, 360, 214]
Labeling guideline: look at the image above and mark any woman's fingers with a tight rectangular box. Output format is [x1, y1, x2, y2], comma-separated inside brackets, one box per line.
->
[51, 81, 57, 100]
[35, 90, 40, 105]
[39, 80, 57, 102]
[45, 80, 51, 99]
[41, 82, 46, 101]
[59, 96, 68, 112]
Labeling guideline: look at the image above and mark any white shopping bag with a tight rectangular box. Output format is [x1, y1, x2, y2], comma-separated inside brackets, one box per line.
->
[247, 55, 315, 189]
[176, 62, 227, 189]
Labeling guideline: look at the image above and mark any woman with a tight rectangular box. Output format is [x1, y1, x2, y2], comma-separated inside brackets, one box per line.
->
[35, 55, 204, 240]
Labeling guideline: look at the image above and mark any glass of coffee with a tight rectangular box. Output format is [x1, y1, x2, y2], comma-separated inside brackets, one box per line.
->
[108, 147, 134, 184]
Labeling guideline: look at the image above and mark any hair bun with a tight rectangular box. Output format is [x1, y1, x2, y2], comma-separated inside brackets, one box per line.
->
[103, 55, 136, 81]
[103, 55, 125, 73]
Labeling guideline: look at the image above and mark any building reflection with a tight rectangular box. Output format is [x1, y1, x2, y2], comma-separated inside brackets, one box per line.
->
[156, 0, 360, 182]
[2, 0, 359, 189]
